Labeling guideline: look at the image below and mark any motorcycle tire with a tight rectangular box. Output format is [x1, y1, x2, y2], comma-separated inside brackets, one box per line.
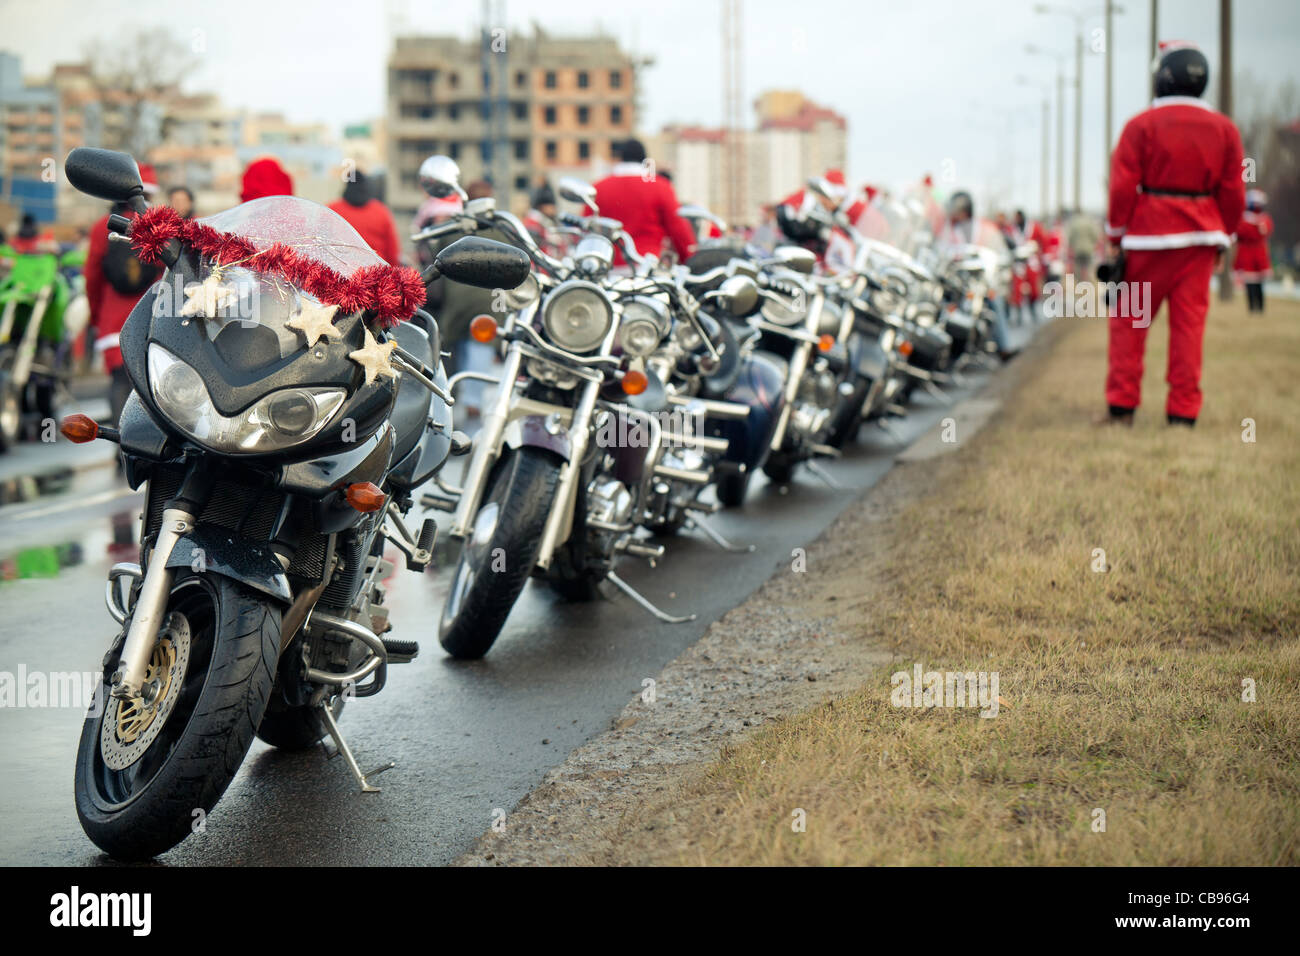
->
[0, 368, 20, 453]
[826, 378, 871, 449]
[762, 454, 797, 486]
[716, 470, 752, 508]
[256, 697, 342, 751]
[75, 572, 280, 861]
[439, 446, 560, 659]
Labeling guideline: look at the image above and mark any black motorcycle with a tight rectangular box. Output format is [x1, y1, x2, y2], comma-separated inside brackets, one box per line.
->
[60, 148, 528, 860]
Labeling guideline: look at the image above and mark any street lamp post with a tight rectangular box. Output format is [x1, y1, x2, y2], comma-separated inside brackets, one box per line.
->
[1026, 44, 1069, 215]
[1017, 75, 1053, 220]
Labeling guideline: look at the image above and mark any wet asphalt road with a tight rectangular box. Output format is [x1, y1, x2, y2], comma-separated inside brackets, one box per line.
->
[0, 366, 994, 866]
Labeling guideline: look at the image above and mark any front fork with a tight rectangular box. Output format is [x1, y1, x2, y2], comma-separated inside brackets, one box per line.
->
[445, 341, 601, 571]
[112, 507, 194, 702]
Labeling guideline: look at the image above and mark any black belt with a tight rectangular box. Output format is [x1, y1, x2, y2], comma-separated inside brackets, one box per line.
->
[1140, 186, 1211, 198]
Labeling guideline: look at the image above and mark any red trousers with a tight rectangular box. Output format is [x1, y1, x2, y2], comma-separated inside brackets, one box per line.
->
[1106, 245, 1217, 420]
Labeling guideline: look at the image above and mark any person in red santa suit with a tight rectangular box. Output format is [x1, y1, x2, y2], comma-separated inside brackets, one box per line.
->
[1233, 189, 1273, 313]
[328, 170, 402, 265]
[587, 139, 695, 265]
[1100, 41, 1244, 428]
[775, 169, 856, 269]
[1013, 209, 1049, 320]
[84, 163, 164, 429]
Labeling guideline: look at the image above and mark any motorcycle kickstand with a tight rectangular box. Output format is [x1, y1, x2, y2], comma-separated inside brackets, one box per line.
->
[318, 699, 394, 793]
[805, 459, 842, 489]
[877, 416, 907, 445]
[685, 511, 755, 553]
[605, 570, 697, 624]
[922, 378, 953, 404]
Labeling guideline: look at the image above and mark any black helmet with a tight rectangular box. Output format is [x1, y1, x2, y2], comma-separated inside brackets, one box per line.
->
[948, 191, 973, 220]
[531, 182, 556, 208]
[1153, 43, 1209, 98]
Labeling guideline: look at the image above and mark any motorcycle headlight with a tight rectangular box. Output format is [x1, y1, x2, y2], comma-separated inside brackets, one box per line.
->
[617, 297, 670, 357]
[148, 344, 345, 454]
[503, 273, 540, 310]
[541, 280, 614, 353]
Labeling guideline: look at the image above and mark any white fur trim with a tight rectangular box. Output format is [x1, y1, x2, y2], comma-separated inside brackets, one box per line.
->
[94, 333, 121, 352]
[1120, 230, 1230, 250]
[1104, 222, 1126, 238]
[1151, 95, 1212, 110]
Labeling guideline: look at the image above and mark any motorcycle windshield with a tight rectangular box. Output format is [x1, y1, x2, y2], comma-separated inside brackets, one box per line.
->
[184, 197, 384, 365]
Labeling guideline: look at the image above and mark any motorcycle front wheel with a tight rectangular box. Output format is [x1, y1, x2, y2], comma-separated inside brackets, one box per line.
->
[438, 446, 560, 659]
[75, 572, 280, 861]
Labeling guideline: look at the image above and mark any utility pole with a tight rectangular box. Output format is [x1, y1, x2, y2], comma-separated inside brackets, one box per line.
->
[1104, 0, 1114, 188]
[1073, 28, 1083, 212]
[1218, 0, 1234, 301]
[1042, 97, 1051, 219]
[1057, 64, 1066, 215]
[1149, 0, 1158, 66]
[721, 0, 744, 226]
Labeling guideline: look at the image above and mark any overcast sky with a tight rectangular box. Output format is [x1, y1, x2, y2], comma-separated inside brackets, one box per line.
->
[5, 0, 1298, 214]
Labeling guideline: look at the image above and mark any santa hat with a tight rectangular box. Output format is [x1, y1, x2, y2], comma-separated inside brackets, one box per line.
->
[864, 184, 880, 203]
[137, 164, 160, 197]
[822, 168, 849, 202]
[240, 157, 294, 203]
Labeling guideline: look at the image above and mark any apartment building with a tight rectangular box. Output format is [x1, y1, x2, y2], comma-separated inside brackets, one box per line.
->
[652, 91, 848, 227]
[387, 26, 642, 221]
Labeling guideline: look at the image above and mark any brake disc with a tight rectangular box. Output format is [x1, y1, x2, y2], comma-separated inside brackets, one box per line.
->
[100, 612, 192, 771]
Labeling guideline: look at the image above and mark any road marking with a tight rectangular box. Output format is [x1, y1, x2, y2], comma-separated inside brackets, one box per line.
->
[4, 487, 140, 522]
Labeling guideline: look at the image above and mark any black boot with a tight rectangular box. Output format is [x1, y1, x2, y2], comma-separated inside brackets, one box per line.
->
[1093, 405, 1135, 427]
[1166, 414, 1196, 427]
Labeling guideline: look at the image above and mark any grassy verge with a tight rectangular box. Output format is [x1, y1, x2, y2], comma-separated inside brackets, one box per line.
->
[611, 296, 1300, 865]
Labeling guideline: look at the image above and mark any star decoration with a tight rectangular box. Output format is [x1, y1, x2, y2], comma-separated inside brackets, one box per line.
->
[348, 328, 400, 385]
[286, 299, 342, 346]
[179, 273, 238, 318]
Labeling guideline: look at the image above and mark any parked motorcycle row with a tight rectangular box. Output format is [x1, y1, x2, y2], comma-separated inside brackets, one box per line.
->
[55, 147, 1026, 861]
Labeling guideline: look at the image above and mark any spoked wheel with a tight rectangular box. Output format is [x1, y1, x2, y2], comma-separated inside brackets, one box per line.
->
[438, 447, 560, 659]
[75, 574, 280, 861]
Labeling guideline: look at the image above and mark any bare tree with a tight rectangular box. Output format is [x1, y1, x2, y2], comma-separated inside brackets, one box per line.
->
[81, 27, 194, 157]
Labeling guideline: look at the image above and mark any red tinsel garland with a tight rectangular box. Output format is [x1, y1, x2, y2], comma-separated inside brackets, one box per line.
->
[129, 206, 426, 327]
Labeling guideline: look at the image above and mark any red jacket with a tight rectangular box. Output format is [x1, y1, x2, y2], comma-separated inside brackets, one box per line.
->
[85, 211, 149, 372]
[589, 164, 695, 262]
[327, 198, 402, 266]
[1233, 211, 1273, 279]
[1106, 96, 1245, 251]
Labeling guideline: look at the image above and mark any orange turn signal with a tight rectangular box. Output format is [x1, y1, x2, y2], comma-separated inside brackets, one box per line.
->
[345, 482, 387, 513]
[61, 414, 99, 443]
[621, 369, 648, 395]
[469, 315, 498, 343]
[817, 334, 835, 353]
[898, 339, 914, 357]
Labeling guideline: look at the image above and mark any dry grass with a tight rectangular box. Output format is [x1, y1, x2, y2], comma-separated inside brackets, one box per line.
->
[607, 296, 1300, 866]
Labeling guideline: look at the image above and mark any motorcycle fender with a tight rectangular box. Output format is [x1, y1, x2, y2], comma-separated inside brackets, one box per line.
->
[503, 414, 571, 461]
[164, 525, 293, 605]
[855, 338, 889, 382]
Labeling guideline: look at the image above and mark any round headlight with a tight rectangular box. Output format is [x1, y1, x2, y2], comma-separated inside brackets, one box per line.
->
[156, 359, 206, 422]
[617, 297, 670, 357]
[541, 280, 614, 353]
[268, 389, 318, 435]
[504, 273, 540, 310]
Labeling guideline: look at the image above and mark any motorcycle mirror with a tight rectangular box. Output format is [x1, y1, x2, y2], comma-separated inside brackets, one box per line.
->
[715, 275, 759, 317]
[418, 154, 467, 201]
[432, 236, 531, 290]
[678, 204, 728, 233]
[773, 246, 817, 274]
[806, 176, 833, 201]
[558, 176, 598, 212]
[65, 148, 145, 206]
